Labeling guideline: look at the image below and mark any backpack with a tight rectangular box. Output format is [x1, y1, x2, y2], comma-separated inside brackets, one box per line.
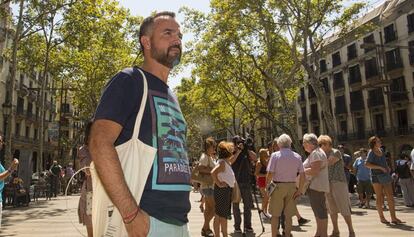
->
[395, 160, 411, 179]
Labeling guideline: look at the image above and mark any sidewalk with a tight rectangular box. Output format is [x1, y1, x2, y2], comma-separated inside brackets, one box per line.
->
[0, 192, 413, 236]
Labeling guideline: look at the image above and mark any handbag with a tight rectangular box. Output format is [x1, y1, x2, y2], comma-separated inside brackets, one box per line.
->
[191, 164, 214, 185]
[232, 181, 241, 203]
[377, 173, 392, 184]
[91, 68, 157, 237]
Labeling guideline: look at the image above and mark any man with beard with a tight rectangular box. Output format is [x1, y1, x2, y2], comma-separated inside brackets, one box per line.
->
[89, 12, 191, 237]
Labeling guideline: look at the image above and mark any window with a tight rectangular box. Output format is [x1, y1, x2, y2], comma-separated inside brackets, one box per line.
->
[397, 109, 408, 128]
[385, 48, 403, 71]
[310, 103, 318, 120]
[374, 114, 385, 134]
[320, 59, 327, 73]
[17, 97, 24, 114]
[27, 103, 33, 117]
[313, 125, 320, 136]
[409, 41, 414, 65]
[408, 13, 414, 33]
[25, 126, 29, 138]
[363, 34, 375, 53]
[340, 120, 347, 135]
[350, 90, 364, 111]
[332, 52, 341, 67]
[333, 72, 344, 90]
[321, 78, 330, 93]
[347, 43, 357, 60]
[335, 95, 347, 114]
[301, 107, 307, 123]
[384, 24, 397, 43]
[299, 88, 305, 101]
[364, 58, 379, 79]
[308, 85, 316, 99]
[368, 88, 385, 107]
[348, 65, 361, 84]
[15, 122, 20, 136]
[355, 117, 365, 139]
[390, 76, 408, 102]
[34, 129, 38, 140]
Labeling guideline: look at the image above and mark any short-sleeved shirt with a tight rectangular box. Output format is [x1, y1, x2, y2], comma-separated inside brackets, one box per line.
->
[0, 164, 5, 203]
[267, 148, 304, 183]
[94, 67, 191, 225]
[327, 149, 347, 183]
[366, 150, 387, 177]
[353, 157, 371, 181]
[199, 153, 216, 189]
[303, 147, 329, 193]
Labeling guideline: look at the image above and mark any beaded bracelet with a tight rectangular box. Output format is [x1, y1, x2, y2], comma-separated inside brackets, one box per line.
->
[122, 207, 140, 224]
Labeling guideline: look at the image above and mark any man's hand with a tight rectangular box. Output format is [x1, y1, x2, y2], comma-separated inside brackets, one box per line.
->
[125, 209, 150, 237]
[10, 158, 19, 170]
[293, 190, 302, 200]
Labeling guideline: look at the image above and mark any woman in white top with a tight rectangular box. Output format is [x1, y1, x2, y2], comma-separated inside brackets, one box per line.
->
[303, 133, 329, 237]
[211, 141, 239, 237]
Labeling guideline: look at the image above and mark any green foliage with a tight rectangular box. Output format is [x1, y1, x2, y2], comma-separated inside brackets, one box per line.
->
[59, 0, 141, 120]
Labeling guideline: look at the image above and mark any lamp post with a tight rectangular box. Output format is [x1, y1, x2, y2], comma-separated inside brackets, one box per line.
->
[2, 102, 12, 165]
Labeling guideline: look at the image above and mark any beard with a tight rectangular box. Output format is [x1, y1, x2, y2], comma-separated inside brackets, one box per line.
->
[150, 44, 182, 69]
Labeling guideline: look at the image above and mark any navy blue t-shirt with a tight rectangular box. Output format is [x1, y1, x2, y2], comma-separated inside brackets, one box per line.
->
[94, 67, 191, 225]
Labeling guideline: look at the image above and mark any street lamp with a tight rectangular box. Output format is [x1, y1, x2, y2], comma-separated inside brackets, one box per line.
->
[2, 102, 12, 164]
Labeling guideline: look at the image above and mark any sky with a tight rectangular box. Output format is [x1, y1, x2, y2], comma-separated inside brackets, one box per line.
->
[118, 0, 211, 89]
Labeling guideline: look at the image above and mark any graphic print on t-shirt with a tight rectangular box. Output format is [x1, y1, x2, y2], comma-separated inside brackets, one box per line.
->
[150, 91, 191, 191]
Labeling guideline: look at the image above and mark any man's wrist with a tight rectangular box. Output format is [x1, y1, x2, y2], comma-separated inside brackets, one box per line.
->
[122, 206, 140, 224]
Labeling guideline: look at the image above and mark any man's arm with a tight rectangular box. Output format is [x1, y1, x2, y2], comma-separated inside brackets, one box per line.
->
[89, 120, 146, 225]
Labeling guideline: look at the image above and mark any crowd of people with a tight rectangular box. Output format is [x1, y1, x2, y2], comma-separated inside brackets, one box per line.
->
[193, 133, 413, 237]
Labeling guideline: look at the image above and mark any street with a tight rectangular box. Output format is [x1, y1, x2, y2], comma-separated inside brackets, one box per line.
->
[0, 191, 413, 236]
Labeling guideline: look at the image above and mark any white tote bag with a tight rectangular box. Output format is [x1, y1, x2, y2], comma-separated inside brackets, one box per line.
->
[91, 68, 157, 237]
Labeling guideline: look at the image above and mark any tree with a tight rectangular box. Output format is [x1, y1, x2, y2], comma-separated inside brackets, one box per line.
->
[276, 0, 366, 144]
[181, 0, 305, 153]
[59, 0, 141, 121]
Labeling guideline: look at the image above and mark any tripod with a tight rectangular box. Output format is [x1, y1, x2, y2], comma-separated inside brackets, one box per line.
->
[251, 181, 265, 234]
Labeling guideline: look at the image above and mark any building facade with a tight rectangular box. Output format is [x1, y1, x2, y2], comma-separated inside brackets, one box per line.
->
[0, 3, 81, 186]
[296, 0, 414, 157]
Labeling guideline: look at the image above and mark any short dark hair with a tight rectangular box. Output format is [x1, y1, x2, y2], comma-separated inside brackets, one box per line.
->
[139, 11, 176, 53]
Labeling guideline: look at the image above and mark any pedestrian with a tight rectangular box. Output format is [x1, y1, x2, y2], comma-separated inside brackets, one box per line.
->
[49, 160, 62, 197]
[365, 136, 402, 224]
[395, 153, 414, 207]
[338, 145, 355, 193]
[302, 133, 329, 237]
[65, 163, 75, 195]
[199, 137, 217, 237]
[318, 135, 355, 237]
[77, 121, 93, 237]
[89, 11, 191, 237]
[0, 134, 19, 228]
[352, 148, 373, 208]
[266, 134, 305, 237]
[231, 135, 254, 234]
[255, 148, 270, 221]
[211, 141, 238, 237]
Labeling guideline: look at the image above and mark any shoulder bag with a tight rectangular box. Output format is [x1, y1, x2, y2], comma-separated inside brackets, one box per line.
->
[90, 68, 157, 237]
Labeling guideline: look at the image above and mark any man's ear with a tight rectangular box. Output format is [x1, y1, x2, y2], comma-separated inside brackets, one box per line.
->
[141, 36, 151, 50]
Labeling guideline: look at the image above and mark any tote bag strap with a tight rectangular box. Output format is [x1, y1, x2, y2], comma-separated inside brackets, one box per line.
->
[132, 67, 149, 139]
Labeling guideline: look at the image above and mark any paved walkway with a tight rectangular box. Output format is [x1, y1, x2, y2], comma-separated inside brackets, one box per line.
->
[0, 191, 413, 236]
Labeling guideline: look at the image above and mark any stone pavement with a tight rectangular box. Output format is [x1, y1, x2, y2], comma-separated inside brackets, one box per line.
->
[0, 191, 413, 236]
